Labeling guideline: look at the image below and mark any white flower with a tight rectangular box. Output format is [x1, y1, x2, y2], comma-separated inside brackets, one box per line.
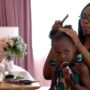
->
[3, 36, 27, 60]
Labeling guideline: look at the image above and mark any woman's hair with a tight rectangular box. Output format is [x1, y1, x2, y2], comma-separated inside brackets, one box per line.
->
[49, 28, 74, 45]
[78, 3, 90, 44]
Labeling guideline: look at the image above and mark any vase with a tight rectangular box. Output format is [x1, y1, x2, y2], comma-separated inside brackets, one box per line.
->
[0, 63, 5, 81]
[5, 56, 14, 75]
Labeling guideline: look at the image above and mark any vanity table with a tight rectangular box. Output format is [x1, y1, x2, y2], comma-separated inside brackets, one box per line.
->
[0, 81, 40, 90]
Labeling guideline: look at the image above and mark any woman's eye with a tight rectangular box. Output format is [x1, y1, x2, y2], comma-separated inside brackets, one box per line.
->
[81, 14, 90, 21]
[88, 16, 90, 21]
[82, 15, 87, 20]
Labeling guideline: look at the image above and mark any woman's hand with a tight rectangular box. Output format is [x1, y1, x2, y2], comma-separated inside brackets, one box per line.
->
[58, 28, 81, 46]
[52, 20, 63, 30]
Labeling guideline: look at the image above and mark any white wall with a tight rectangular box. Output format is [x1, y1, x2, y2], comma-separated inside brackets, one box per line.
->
[31, 0, 89, 59]
[31, 0, 89, 86]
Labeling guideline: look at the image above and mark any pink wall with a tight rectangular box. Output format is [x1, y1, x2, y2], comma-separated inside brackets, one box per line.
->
[34, 57, 51, 86]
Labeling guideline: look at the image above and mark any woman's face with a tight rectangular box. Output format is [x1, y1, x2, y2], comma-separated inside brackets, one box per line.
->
[80, 6, 90, 36]
[52, 37, 76, 68]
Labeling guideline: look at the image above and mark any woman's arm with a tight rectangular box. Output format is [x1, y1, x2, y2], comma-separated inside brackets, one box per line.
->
[58, 28, 90, 70]
[70, 63, 90, 90]
[75, 40, 90, 69]
[43, 20, 62, 80]
[43, 47, 54, 80]
[63, 63, 90, 90]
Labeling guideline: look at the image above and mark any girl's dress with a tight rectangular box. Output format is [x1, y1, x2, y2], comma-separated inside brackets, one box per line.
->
[55, 70, 81, 90]
[53, 62, 82, 90]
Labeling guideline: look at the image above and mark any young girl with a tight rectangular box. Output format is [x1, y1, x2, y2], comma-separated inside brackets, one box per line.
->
[48, 28, 90, 90]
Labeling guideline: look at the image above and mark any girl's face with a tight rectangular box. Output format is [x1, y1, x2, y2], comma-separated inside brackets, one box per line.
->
[80, 6, 90, 36]
[52, 37, 76, 68]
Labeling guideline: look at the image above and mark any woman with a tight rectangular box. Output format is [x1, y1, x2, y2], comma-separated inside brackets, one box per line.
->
[78, 3, 90, 69]
[43, 3, 90, 80]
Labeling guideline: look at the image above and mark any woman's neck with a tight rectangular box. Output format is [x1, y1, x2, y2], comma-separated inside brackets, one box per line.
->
[84, 36, 90, 49]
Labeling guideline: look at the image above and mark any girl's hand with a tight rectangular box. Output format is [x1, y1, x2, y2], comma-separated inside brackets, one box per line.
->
[63, 66, 71, 82]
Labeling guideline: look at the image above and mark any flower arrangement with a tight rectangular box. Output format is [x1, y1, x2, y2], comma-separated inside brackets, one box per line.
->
[2, 36, 27, 61]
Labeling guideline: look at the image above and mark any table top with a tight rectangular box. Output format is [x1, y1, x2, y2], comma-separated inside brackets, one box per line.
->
[0, 81, 40, 90]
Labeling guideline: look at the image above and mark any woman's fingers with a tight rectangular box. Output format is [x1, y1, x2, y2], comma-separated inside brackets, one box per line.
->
[58, 28, 76, 36]
[58, 28, 80, 45]
[52, 20, 62, 29]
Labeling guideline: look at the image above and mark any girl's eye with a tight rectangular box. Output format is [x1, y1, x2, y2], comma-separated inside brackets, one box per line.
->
[64, 50, 69, 55]
[55, 52, 60, 56]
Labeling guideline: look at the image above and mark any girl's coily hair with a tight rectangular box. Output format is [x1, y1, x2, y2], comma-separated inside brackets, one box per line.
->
[49, 27, 74, 45]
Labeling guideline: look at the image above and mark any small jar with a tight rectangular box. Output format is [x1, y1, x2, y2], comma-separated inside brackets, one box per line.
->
[0, 63, 5, 81]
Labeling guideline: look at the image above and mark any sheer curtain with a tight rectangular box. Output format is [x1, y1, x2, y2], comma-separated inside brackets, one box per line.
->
[0, 0, 34, 77]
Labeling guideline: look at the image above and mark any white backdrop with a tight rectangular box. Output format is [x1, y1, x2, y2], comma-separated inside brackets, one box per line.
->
[31, 0, 89, 86]
[31, 0, 89, 59]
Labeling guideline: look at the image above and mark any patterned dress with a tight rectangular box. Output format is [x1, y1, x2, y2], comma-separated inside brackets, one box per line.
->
[53, 63, 82, 90]
[54, 70, 81, 90]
